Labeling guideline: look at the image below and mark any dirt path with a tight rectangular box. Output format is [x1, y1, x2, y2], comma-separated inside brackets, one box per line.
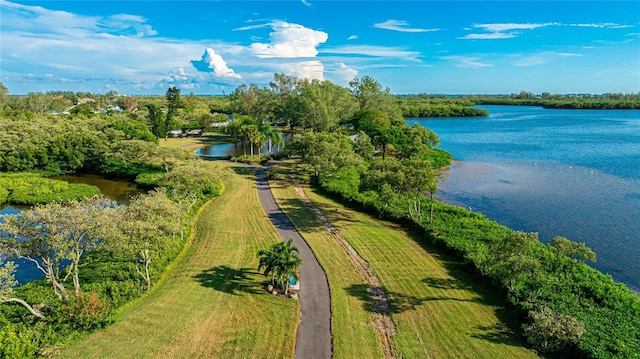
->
[289, 174, 398, 359]
[254, 167, 332, 359]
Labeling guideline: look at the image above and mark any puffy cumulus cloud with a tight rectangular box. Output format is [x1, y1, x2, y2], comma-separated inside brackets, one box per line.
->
[326, 62, 358, 84]
[275, 61, 324, 81]
[249, 21, 328, 58]
[191, 48, 241, 79]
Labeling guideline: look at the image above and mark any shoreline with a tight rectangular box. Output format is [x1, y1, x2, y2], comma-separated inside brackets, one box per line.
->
[436, 159, 640, 296]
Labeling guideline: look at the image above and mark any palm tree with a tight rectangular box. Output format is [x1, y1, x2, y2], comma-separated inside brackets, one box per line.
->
[257, 238, 302, 294]
[260, 122, 285, 154]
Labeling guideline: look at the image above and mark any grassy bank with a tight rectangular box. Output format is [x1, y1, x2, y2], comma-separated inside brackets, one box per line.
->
[269, 162, 539, 358]
[57, 162, 297, 358]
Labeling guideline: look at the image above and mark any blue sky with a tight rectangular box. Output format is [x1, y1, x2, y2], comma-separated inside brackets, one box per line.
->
[1, 0, 638, 95]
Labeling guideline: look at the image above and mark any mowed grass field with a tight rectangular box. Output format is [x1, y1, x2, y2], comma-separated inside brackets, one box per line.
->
[270, 162, 540, 359]
[58, 162, 298, 359]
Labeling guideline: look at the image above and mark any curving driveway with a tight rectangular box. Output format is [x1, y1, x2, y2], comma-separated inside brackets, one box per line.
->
[254, 167, 332, 359]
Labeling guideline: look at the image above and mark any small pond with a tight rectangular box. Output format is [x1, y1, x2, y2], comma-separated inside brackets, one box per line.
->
[1, 174, 144, 284]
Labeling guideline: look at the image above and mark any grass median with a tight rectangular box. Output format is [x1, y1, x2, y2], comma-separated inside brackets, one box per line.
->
[58, 162, 298, 359]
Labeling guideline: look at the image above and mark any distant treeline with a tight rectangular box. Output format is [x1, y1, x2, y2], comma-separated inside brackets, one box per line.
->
[395, 95, 489, 117]
[464, 91, 640, 109]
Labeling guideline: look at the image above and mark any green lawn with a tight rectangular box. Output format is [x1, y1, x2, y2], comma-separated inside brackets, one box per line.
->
[57, 162, 298, 359]
[270, 162, 540, 359]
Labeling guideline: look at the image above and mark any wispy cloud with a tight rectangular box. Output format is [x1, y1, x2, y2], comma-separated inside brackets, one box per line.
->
[461, 22, 559, 40]
[513, 51, 581, 67]
[347, 35, 358, 40]
[374, 20, 439, 33]
[301, 0, 312, 7]
[570, 23, 633, 29]
[441, 55, 492, 68]
[323, 45, 421, 61]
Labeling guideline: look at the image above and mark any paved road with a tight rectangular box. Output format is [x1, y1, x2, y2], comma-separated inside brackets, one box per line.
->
[254, 167, 332, 359]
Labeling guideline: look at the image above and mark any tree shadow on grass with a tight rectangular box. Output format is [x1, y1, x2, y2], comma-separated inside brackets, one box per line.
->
[193, 265, 263, 295]
[344, 283, 481, 315]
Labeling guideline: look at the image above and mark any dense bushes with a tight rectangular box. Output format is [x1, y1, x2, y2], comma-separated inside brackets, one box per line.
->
[0, 173, 100, 205]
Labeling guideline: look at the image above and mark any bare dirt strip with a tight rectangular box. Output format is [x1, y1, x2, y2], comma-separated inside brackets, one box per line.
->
[288, 173, 398, 359]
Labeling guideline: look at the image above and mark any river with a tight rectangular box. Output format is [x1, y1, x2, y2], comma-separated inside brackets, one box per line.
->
[408, 105, 640, 293]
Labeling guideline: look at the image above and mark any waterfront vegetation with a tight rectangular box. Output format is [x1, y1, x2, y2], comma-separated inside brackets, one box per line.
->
[1, 76, 639, 358]
[464, 91, 640, 109]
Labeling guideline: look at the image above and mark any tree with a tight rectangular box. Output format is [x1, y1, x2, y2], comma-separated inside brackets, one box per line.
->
[145, 103, 165, 138]
[349, 76, 402, 123]
[260, 122, 284, 154]
[246, 124, 265, 159]
[0, 195, 118, 301]
[299, 79, 358, 132]
[269, 73, 303, 128]
[0, 261, 44, 318]
[115, 188, 183, 290]
[0, 82, 8, 107]
[548, 236, 596, 263]
[288, 131, 364, 185]
[257, 238, 302, 295]
[523, 306, 585, 353]
[165, 86, 182, 132]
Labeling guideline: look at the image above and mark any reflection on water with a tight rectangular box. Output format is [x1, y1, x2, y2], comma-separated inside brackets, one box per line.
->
[438, 161, 640, 292]
[51, 174, 144, 204]
[411, 106, 640, 293]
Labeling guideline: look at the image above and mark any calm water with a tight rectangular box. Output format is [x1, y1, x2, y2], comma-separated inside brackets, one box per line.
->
[195, 141, 284, 158]
[408, 106, 640, 292]
[0, 175, 143, 283]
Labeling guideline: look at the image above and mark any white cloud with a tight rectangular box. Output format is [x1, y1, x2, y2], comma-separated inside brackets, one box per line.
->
[347, 35, 359, 40]
[461, 33, 517, 40]
[249, 21, 328, 58]
[191, 48, 241, 79]
[513, 51, 581, 67]
[475, 23, 559, 32]
[276, 61, 324, 81]
[570, 23, 633, 29]
[328, 62, 358, 84]
[374, 19, 438, 33]
[461, 22, 559, 40]
[441, 56, 492, 68]
[301, 0, 312, 7]
[1, 1, 157, 38]
[323, 45, 421, 61]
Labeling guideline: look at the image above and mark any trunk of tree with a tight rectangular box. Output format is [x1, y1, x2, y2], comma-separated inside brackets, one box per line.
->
[2, 298, 45, 318]
[268, 136, 272, 154]
[242, 141, 246, 156]
[250, 142, 254, 159]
